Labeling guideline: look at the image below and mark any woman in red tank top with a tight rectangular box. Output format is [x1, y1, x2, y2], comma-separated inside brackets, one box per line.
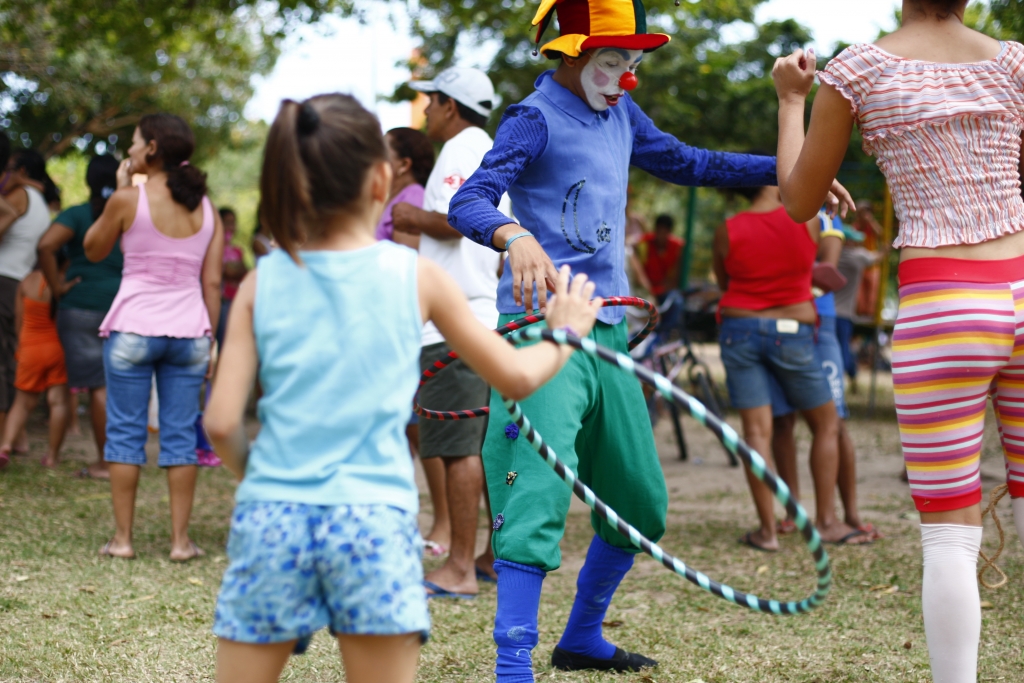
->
[712, 185, 867, 551]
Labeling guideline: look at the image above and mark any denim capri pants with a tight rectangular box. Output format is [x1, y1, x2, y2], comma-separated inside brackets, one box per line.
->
[767, 315, 849, 419]
[719, 316, 833, 413]
[103, 331, 210, 467]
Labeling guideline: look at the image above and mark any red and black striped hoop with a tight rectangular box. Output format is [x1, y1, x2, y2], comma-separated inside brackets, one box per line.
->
[414, 296, 657, 421]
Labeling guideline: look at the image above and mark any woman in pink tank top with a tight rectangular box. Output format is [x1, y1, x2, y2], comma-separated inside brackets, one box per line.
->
[84, 113, 224, 563]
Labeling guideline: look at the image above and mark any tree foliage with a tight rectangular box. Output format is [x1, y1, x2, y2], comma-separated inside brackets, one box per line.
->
[0, 0, 353, 158]
[397, 0, 792, 148]
[988, 0, 1024, 36]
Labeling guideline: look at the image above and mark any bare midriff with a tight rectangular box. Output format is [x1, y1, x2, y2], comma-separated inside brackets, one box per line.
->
[900, 227, 1024, 263]
[719, 301, 817, 326]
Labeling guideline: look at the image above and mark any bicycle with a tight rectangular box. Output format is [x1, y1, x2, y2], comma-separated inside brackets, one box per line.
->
[630, 288, 738, 466]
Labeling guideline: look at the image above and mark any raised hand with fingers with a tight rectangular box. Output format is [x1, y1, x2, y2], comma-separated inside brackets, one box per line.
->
[825, 180, 856, 219]
[544, 265, 603, 340]
[505, 230, 559, 315]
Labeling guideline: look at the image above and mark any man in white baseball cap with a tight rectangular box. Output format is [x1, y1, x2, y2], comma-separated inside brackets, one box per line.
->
[393, 66, 511, 601]
[407, 66, 498, 119]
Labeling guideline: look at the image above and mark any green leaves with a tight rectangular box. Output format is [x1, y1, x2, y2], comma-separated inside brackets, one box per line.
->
[0, 0, 354, 159]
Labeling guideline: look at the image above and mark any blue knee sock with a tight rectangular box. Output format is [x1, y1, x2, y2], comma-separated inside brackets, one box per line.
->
[556, 535, 634, 659]
[494, 559, 545, 683]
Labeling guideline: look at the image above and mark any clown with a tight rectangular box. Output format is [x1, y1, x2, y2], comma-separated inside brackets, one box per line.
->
[449, 1, 850, 680]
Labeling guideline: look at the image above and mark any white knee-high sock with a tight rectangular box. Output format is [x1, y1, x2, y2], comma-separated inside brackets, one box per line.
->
[920, 524, 983, 683]
[1013, 497, 1024, 549]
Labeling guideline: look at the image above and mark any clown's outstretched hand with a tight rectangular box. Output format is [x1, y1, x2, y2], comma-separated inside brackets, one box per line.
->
[494, 223, 559, 316]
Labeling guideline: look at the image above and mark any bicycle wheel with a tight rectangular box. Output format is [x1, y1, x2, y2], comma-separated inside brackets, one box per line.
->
[659, 354, 687, 460]
[689, 363, 739, 467]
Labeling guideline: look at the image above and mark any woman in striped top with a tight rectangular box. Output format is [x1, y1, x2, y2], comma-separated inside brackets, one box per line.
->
[771, 2, 1024, 682]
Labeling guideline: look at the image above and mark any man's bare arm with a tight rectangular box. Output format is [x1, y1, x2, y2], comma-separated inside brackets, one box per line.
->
[391, 203, 463, 240]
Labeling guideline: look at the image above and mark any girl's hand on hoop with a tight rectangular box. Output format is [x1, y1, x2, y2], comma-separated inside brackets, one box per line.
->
[545, 265, 602, 339]
[772, 48, 816, 104]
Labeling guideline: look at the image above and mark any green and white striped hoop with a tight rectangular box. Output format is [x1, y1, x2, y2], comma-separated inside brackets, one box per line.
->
[504, 326, 832, 615]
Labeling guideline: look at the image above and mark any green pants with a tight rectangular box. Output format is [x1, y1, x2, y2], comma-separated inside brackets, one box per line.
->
[484, 317, 668, 571]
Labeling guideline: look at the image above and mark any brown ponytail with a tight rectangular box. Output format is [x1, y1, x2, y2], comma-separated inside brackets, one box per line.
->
[138, 113, 207, 211]
[259, 94, 386, 262]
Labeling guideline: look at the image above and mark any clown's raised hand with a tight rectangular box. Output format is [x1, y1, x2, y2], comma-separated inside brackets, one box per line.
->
[493, 223, 559, 315]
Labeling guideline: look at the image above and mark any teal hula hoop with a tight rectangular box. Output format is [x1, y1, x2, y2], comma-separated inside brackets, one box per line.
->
[503, 325, 832, 615]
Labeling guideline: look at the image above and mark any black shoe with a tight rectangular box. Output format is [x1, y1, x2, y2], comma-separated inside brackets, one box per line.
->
[551, 645, 658, 672]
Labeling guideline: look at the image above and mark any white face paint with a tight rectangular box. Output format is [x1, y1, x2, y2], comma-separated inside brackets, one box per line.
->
[580, 48, 643, 111]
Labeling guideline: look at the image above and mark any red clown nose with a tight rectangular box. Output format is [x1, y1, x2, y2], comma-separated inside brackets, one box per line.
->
[619, 72, 638, 91]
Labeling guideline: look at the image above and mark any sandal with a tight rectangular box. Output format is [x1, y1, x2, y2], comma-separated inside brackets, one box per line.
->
[738, 531, 778, 553]
[170, 541, 205, 563]
[424, 580, 475, 600]
[423, 540, 448, 557]
[74, 466, 111, 480]
[99, 541, 136, 560]
[824, 530, 873, 546]
[776, 519, 798, 535]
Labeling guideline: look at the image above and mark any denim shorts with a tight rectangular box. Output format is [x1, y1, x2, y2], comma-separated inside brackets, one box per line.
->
[213, 502, 430, 647]
[103, 332, 210, 467]
[769, 315, 849, 419]
[719, 317, 833, 412]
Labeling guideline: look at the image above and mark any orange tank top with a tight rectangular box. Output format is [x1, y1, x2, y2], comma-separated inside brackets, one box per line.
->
[20, 280, 60, 348]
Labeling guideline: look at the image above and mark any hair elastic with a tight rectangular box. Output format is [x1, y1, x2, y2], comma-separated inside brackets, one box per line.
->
[179, 160, 190, 167]
[503, 231, 534, 251]
[297, 102, 320, 135]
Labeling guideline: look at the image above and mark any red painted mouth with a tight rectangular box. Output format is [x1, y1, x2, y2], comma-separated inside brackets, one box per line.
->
[603, 94, 621, 106]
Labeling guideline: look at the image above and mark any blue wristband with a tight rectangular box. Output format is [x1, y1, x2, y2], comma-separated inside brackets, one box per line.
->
[503, 231, 534, 251]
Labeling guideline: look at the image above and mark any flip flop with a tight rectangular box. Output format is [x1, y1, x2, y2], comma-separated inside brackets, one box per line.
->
[475, 566, 497, 584]
[424, 580, 475, 600]
[737, 531, 778, 553]
[170, 541, 205, 563]
[0, 450, 9, 470]
[825, 530, 873, 546]
[776, 519, 798, 535]
[74, 466, 110, 480]
[423, 540, 448, 557]
[99, 541, 136, 560]
[857, 523, 884, 540]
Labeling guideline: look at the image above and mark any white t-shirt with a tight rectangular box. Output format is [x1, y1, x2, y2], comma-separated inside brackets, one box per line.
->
[420, 126, 512, 347]
[0, 187, 50, 281]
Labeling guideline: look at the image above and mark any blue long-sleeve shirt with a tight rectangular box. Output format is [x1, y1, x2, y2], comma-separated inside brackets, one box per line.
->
[449, 71, 777, 324]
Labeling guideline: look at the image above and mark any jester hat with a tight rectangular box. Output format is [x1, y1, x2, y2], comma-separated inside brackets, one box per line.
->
[533, 0, 670, 58]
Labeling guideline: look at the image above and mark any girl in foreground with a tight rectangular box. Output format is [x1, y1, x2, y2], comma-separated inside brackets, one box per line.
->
[204, 94, 601, 683]
[771, 1, 1024, 681]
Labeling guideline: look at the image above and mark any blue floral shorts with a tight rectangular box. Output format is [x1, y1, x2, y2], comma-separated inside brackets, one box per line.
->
[213, 502, 430, 647]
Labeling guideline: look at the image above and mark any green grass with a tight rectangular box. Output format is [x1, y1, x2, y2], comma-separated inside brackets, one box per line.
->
[1, 406, 1022, 681]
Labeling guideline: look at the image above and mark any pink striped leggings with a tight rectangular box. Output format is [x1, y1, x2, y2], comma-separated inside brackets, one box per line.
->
[893, 256, 1024, 512]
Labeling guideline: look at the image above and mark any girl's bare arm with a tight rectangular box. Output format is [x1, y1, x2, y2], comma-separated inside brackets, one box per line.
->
[420, 260, 601, 401]
[204, 271, 258, 479]
[773, 50, 856, 223]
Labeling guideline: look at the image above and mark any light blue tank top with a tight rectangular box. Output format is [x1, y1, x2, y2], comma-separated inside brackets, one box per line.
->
[236, 243, 421, 511]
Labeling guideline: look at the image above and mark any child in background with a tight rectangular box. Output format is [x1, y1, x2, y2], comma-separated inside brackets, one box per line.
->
[0, 258, 73, 468]
[204, 93, 601, 683]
